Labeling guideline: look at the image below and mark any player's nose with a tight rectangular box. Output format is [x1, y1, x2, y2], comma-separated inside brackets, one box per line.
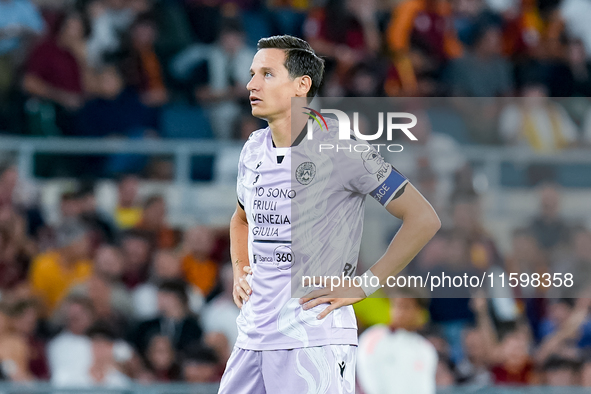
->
[246, 74, 259, 92]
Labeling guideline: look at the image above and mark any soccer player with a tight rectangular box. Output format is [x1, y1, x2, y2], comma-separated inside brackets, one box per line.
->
[220, 35, 441, 394]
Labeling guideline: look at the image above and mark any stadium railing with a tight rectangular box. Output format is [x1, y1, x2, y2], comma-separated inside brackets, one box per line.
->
[1, 136, 591, 219]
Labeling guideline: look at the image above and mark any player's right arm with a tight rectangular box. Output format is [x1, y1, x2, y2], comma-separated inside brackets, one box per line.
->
[230, 202, 252, 308]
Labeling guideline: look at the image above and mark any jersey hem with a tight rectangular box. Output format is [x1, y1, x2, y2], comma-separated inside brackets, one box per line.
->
[234, 332, 359, 351]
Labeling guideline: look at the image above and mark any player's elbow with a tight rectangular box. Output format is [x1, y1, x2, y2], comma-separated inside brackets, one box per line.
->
[419, 207, 441, 239]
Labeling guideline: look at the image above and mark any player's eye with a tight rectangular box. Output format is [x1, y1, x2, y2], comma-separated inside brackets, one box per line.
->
[265, 72, 272, 77]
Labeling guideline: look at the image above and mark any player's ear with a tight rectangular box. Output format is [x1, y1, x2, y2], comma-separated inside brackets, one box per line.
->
[296, 75, 312, 98]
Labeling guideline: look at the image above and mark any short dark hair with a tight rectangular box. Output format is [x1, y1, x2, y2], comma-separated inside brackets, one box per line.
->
[257, 35, 325, 102]
[158, 279, 189, 307]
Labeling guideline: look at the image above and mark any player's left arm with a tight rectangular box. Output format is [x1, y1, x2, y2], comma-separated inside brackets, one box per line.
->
[300, 181, 441, 319]
[365, 181, 441, 283]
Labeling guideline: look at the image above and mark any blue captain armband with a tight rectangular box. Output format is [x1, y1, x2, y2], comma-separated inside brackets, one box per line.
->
[369, 166, 409, 206]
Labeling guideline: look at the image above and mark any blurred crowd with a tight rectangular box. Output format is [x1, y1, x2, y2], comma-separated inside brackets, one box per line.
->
[1, 0, 591, 391]
[0, 162, 590, 389]
[0, 165, 238, 386]
[2, 0, 591, 146]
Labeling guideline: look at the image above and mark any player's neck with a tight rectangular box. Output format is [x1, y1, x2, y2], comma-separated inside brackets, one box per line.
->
[268, 116, 292, 148]
[268, 110, 308, 148]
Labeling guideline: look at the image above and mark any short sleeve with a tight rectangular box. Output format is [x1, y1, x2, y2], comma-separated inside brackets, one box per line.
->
[337, 140, 408, 207]
[236, 144, 247, 209]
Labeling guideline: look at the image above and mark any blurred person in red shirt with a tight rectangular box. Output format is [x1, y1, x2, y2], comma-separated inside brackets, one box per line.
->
[22, 12, 88, 135]
[304, 0, 381, 84]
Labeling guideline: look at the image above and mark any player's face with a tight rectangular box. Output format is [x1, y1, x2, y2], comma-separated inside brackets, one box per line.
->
[247, 48, 301, 121]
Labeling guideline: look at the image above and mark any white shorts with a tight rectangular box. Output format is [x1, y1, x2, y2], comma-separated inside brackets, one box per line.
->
[218, 344, 357, 394]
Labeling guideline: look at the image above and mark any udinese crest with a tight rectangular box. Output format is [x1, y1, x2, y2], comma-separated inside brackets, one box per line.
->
[295, 162, 316, 185]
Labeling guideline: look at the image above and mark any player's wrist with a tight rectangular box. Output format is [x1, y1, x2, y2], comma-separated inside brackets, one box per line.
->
[359, 269, 381, 298]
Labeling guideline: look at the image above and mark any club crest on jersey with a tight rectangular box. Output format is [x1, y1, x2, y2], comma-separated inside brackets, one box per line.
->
[295, 162, 316, 185]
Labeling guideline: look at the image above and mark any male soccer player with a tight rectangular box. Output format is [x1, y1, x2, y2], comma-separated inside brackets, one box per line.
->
[219, 35, 441, 394]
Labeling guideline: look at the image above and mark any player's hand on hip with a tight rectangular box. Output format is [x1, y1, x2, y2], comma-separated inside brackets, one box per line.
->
[233, 265, 253, 309]
[299, 280, 366, 320]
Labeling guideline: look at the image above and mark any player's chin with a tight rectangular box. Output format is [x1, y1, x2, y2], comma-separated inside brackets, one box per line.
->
[250, 106, 267, 119]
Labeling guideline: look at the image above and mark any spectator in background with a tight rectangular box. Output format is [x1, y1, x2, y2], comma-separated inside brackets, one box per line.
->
[59, 191, 81, 222]
[68, 244, 133, 336]
[450, 0, 493, 46]
[386, 109, 466, 210]
[0, 0, 45, 126]
[200, 263, 239, 346]
[556, 0, 591, 62]
[491, 327, 539, 385]
[357, 285, 437, 394]
[136, 195, 179, 249]
[428, 231, 478, 364]
[542, 356, 582, 386]
[120, 14, 169, 109]
[77, 184, 118, 246]
[504, 228, 548, 298]
[0, 205, 36, 293]
[535, 295, 591, 367]
[9, 299, 49, 380]
[85, 324, 132, 387]
[0, 302, 32, 381]
[85, 0, 151, 69]
[133, 249, 204, 321]
[131, 280, 203, 355]
[455, 324, 493, 385]
[470, 294, 540, 385]
[22, 12, 88, 136]
[78, 64, 159, 138]
[559, 228, 591, 298]
[452, 195, 502, 270]
[528, 183, 571, 252]
[499, 0, 547, 62]
[304, 0, 381, 82]
[143, 334, 180, 381]
[385, 0, 463, 96]
[29, 220, 92, 313]
[499, 83, 579, 152]
[566, 39, 591, 96]
[181, 226, 218, 298]
[181, 345, 221, 383]
[343, 61, 385, 97]
[194, 22, 254, 140]
[445, 21, 514, 96]
[114, 174, 142, 230]
[47, 295, 95, 385]
[120, 229, 152, 289]
[182, 0, 223, 45]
